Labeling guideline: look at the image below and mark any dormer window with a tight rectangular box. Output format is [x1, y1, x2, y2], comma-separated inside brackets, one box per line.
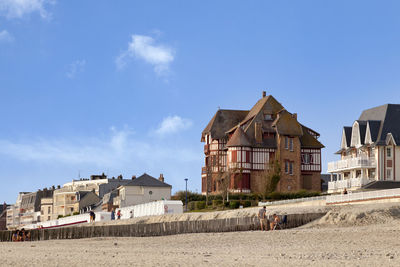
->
[387, 147, 392, 158]
[264, 114, 272, 120]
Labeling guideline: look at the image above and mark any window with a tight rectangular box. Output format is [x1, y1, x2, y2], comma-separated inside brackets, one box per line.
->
[264, 114, 272, 120]
[48, 216, 51, 220]
[289, 138, 294, 151]
[48, 207, 51, 213]
[285, 137, 288, 149]
[70, 208, 74, 212]
[387, 169, 392, 179]
[289, 162, 293, 175]
[285, 161, 289, 173]
[387, 147, 392, 158]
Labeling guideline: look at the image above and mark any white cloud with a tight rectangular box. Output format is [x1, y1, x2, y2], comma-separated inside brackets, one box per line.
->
[0, 29, 13, 42]
[116, 34, 174, 76]
[0, 127, 197, 168]
[0, 0, 55, 19]
[66, 60, 86, 79]
[155, 116, 192, 136]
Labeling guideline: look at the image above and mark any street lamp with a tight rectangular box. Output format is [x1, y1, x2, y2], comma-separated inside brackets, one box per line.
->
[184, 178, 188, 212]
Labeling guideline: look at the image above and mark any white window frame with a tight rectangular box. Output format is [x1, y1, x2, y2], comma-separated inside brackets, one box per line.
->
[387, 147, 392, 158]
[285, 137, 288, 149]
[289, 138, 294, 151]
[289, 162, 293, 175]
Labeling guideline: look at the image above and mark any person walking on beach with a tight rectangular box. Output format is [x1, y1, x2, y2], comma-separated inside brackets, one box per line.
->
[111, 209, 115, 220]
[89, 211, 95, 223]
[258, 206, 267, 231]
[117, 210, 122, 220]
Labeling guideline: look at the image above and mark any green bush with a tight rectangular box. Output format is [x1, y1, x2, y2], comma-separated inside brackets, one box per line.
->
[229, 200, 240, 209]
[73, 212, 80, 216]
[187, 201, 196, 211]
[196, 201, 206, 210]
[243, 200, 252, 207]
[172, 191, 206, 202]
[212, 199, 223, 207]
[57, 215, 64, 219]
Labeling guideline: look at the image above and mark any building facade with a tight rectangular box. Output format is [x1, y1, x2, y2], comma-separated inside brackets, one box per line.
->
[327, 104, 400, 193]
[113, 173, 172, 208]
[201, 92, 324, 194]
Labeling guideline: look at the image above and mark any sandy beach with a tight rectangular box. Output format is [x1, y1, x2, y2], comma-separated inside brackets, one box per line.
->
[2, 203, 400, 266]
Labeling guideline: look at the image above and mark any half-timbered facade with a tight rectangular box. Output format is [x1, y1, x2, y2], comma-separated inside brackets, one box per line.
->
[327, 104, 400, 193]
[201, 92, 324, 194]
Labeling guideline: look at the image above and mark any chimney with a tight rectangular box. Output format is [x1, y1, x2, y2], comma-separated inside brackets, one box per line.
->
[292, 113, 297, 120]
[131, 175, 136, 180]
[159, 174, 164, 182]
[255, 122, 262, 143]
[262, 91, 266, 98]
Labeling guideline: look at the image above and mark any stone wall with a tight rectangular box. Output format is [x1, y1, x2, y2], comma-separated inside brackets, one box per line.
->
[0, 212, 326, 242]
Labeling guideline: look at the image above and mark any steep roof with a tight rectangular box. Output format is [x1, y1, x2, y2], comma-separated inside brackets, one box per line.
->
[202, 93, 323, 149]
[242, 95, 284, 123]
[125, 173, 172, 188]
[272, 110, 303, 136]
[357, 120, 367, 145]
[343, 127, 352, 147]
[226, 127, 252, 147]
[359, 104, 400, 144]
[201, 109, 248, 141]
[367, 120, 381, 142]
[299, 125, 325, 148]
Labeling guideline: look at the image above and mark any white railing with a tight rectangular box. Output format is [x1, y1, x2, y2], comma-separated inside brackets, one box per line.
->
[328, 177, 372, 191]
[327, 156, 376, 172]
[259, 196, 327, 206]
[326, 188, 400, 204]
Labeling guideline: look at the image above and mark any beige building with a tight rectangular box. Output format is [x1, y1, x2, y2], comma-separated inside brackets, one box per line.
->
[53, 190, 100, 217]
[114, 174, 172, 208]
[40, 197, 54, 222]
[328, 104, 400, 193]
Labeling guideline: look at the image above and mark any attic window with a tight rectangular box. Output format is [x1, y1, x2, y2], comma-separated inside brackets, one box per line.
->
[264, 114, 272, 120]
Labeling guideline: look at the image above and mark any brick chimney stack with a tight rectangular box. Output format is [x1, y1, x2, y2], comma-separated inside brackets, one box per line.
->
[159, 174, 164, 182]
[262, 91, 266, 98]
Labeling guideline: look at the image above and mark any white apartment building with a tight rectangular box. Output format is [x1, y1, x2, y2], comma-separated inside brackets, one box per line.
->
[328, 104, 400, 193]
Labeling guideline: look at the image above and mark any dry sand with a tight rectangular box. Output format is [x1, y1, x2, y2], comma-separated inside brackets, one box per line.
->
[2, 203, 400, 266]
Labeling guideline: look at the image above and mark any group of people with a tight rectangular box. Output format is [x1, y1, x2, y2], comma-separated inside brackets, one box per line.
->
[258, 206, 281, 231]
[12, 228, 31, 242]
[110, 209, 123, 220]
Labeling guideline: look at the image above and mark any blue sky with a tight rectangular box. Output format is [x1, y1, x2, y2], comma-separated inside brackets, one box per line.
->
[1, 1, 400, 203]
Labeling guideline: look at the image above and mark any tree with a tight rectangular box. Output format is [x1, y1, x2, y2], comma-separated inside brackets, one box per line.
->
[260, 158, 281, 200]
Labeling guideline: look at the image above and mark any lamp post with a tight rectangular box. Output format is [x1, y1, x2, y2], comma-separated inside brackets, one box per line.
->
[184, 178, 188, 212]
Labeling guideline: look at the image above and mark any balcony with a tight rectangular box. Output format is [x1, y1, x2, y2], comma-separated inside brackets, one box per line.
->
[327, 156, 376, 173]
[201, 167, 207, 175]
[328, 177, 372, 192]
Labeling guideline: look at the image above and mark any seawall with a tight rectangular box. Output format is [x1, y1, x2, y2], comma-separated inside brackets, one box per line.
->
[0, 212, 326, 242]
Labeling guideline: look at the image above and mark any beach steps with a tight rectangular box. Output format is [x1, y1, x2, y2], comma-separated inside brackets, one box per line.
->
[0, 212, 326, 242]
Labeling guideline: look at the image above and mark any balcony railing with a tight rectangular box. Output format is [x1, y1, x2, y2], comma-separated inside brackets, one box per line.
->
[327, 156, 376, 172]
[328, 177, 372, 191]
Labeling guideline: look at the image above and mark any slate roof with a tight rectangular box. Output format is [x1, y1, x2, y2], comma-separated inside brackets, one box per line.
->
[226, 127, 252, 147]
[356, 121, 367, 145]
[201, 109, 248, 141]
[367, 120, 381, 143]
[300, 125, 325, 148]
[201, 94, 323, 149]
[125, 173, 172, 188]
[359, 104, 400, 145]
[343, 127, 352, 147]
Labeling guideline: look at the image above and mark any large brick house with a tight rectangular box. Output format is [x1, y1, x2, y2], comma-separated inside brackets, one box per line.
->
[201, 92, 324, 194]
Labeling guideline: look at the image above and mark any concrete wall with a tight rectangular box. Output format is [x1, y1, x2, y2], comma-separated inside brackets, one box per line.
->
[0, 212, 326, 242]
